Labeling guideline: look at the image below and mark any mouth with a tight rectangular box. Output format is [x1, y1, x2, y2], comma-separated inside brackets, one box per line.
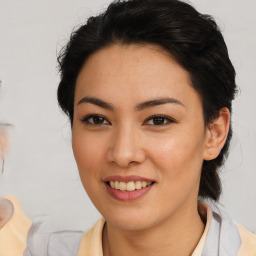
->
[106, 180, 155, 191]
[103, 175, 156, 201]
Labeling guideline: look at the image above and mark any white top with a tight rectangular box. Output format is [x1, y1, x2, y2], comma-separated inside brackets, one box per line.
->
[24, 201, 256, 256]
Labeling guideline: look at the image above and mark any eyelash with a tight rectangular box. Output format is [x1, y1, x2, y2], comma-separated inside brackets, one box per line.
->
[81, 114, 175, 127]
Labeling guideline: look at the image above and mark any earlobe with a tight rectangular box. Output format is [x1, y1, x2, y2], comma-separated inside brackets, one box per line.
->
[203, 107, 230, 161]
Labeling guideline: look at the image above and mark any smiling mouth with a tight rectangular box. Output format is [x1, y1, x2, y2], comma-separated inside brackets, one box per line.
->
[106, 181, 155, 192]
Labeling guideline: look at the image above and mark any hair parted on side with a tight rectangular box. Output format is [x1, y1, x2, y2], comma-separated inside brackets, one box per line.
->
[57, 0, 237, 201]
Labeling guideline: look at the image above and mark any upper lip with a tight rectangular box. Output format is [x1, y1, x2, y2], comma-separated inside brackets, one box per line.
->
[103, 175, 155, 183]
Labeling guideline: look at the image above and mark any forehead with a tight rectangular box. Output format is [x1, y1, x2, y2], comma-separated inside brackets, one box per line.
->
[75, 43, 201, 108]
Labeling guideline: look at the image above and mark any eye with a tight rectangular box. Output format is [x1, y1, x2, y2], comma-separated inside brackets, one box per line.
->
[81, 114, 110, 126]
[144, 115, 175, 126]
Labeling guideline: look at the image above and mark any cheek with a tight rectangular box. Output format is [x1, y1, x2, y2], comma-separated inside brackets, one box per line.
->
[72, 131, 106, 180]
[148, 128, 205, 181]
[147, 133, 204, 211]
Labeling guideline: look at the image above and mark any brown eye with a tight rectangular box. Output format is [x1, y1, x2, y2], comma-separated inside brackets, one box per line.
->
[144, 115, 174, 126]
[152, 117, 166, 125]
[92, 116, 104, 124]
[81, 114, 110, 126]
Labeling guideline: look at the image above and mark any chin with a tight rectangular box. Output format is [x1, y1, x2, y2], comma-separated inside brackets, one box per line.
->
[109, 217, 154, 231]
[101, 206, 160, 231]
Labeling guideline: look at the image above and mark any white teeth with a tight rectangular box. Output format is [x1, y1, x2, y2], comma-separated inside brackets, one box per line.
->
[119, 182, 127, 191]
[110, 181, 115, 188]
[135, 181, 142, 190]
[141, 181, 147, 188]
[114, 181, 120, 190]
[126, 181, 136, 191]
[108, 181, 153, 191]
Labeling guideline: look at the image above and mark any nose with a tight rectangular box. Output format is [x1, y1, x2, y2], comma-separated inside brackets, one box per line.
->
[106, 125, 146, 168]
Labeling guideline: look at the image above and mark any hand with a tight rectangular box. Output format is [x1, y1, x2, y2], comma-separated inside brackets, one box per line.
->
[0, 197, 14, 229]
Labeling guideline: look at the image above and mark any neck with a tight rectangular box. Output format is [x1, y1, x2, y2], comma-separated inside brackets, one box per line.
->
[103, 200, 205, 256]
[0, 197, 14, 229]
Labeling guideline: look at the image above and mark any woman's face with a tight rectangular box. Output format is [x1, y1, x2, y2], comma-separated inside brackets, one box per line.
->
[72, 44, 211, 230]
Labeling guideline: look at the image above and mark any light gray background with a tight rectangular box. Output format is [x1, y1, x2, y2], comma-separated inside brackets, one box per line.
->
[0, 0, 255, 233]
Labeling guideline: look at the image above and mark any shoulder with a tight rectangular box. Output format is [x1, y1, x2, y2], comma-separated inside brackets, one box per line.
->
[199, 199, 256, 255]
[77, 217, 105, 256]
[236, 223, 256, 256]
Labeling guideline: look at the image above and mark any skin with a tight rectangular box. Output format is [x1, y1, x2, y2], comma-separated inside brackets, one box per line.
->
[72, 44, 230, 256]
[0, 198, 14, 229]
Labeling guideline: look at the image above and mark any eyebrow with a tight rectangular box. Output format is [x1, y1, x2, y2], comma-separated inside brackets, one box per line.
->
[77, 96, 184, 111]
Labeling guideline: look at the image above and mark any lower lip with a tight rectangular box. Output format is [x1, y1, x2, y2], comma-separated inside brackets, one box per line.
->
[105, 183, 154, 201]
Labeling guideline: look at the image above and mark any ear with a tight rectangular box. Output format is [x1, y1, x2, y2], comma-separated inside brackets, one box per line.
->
[203, 107, 230, 161]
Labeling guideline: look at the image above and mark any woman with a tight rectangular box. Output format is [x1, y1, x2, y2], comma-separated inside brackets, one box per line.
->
[0, 123, 31, 255]
[27, 0, 256, 255]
